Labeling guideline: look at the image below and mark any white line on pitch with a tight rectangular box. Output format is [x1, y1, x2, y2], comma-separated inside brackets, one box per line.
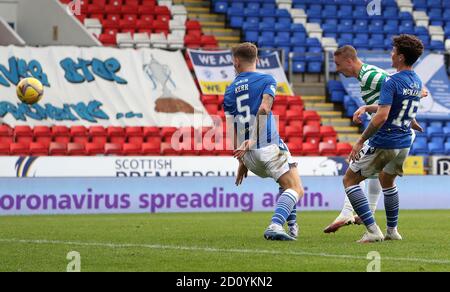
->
[1, 238, 449, 266]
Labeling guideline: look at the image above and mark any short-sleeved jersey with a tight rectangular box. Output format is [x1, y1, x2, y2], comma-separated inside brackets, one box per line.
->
[369, 70, 422, 149]
[358, 63, 389, 105]
[223, 71, 284, 149]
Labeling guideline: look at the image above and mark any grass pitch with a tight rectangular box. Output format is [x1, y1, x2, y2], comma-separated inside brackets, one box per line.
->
[0, 210, 449, 272]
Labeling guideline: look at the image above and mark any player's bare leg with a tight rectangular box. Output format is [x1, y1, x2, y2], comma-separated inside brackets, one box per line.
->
[379, 171, 402, 241]
[343, 169, 383, 243]
[264, 167, 304, 241]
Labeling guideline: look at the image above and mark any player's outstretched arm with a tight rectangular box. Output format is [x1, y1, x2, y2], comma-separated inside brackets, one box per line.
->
[349, 105, 390, 162]
[233, 94, 274, 159]
[353, 105, 379, 124]
[411, 118, 424, 132]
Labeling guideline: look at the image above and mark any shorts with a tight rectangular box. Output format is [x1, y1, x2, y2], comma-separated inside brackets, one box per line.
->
[243, 144, 296, 182]
[349, 143, 410, 178]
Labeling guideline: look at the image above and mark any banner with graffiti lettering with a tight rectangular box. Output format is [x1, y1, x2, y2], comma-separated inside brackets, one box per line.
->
[0, 46, 212, 127]
[340, 51, 450, 120]
[188, 49, 293, 96]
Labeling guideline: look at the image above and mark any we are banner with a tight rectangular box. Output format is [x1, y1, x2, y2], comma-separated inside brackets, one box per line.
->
[188, 49, 293, 96]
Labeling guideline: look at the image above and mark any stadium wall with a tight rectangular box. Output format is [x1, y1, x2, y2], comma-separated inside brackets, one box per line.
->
[0, 0, 17, 28]
[0, 176, 449, 216]
[16, 0, 100, 46]
[0, 17, 25, 46]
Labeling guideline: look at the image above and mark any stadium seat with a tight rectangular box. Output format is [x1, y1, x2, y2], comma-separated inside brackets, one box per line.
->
[49, 142, 68, 156]
[126, 127, 144, 145]
[30, 142, 49, 156]
[336, 143, 352, 156]
[0, 143, 10, 155]
[105, 143, 123, 156]
[71, 126, 89, 144]
[14, 126, 33, 144]
[123, 143, 142, 156]
[319, 142, 337, 156]
[89, 126, 108, 145]
[303, 125, 321, 144]
[68, 143, 87, 156]
[86, 143, 105, 156]
[10, 143, 30, 156]
[34, 126, 52, 147]
[0, 125, 13, 144]
[108, 127, 126, 144]
[302, 142, 319, 156]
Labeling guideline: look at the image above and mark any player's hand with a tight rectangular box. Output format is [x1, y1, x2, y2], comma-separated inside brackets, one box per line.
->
[235, 162, 248, 186]
[411, 120, 424, 133]
[353, 106, 367, 125]
[421, 87, 428, 98]
[349, 140, 364, 163]
[233, 140, 253, 160]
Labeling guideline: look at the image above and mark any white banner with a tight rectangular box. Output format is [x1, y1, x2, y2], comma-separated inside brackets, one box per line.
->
[431, 156, 450, 175]
[0, 156, 348, 178]
[188, 49, 293, 96]
[0, 46, 212, 127]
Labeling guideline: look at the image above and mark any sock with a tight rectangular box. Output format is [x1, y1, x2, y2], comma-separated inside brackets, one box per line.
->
[287, 204, 297, 227]
[383, 186, 399, 228]
[345, 185, 376, 228]
[368, 179, 382, 213]
[340, 180, 365, 217]
[271, 189, 298, 226]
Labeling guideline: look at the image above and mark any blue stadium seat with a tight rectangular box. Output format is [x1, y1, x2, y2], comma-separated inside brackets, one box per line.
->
[330, 91, 345, 103]
[429, 141, 445, 155]
[411, 141, 429, 155]
[307, 62, 322, 73]
[443, 126, 450, 138]
[445, 142, 450, 155]
[214, 2, 228, 14]
[293, 61, 306, 73]
[292, 46, 306, 61]
[430, 40, 445, 51]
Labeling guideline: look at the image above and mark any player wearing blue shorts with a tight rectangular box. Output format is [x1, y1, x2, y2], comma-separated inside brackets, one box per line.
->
[343, 35, 424, 243]
[224, 43, 304, 241]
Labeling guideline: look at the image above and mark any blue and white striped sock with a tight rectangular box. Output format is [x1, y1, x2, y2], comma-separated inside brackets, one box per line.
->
[345, 185, 375, 228]
[271, 189, 298, 226]
[383, 186, 399, 228]
[287, 204, 297, 227]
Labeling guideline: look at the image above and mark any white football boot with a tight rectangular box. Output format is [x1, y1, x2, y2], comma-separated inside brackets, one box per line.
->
[357, 225, 384, 243]
[264, 223, 296, 241]
[385, 228, 403, 241]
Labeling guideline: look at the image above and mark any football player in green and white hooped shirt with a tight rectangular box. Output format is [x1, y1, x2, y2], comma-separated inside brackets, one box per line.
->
[324, 45, 427, 233]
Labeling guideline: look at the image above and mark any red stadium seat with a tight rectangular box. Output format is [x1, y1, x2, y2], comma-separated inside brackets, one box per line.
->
[0, 125, 13, 144]
[303, 110, 321, 123]
[143, 127, 160, 137]
[89, 126, 107, 145]
[201, 35, 218, 47]
[139, 4, 156, 15]
[161, 127, 177, 142]
[105, 0, 122, 14]
[14, 126, 33, 144]
[286, 109, 303, 122]
[68, 143, 87, 156]
[302, 142, 319, 156]
[184, 34, 201, 48]
[319, 142, 337, 156]
[126, 127, 144, 145]
[52, 126, 71, 144]
[153, 20, 169, 34]
[123, 143, 142, 156]
[120, 15, 138, 29]
[108, 127, 126, 144]
[10, 143, 30, 156]
[121, 3, 138, 15]
[99, 33, 117, 46]
[287, 136, 303, 145]
[337, 143, 352, 157]
[0, 143, 10, 155]
[285, 126, 302, 138]
[303, 125, 321, 144]
[103, 14, 121, 29]
[105, 143, 123, 155]
[287, 142, 302, 155]
[320, 126, 337, 144]
[272, 104, 287, 117]
[34, 126, 52, 147]
[142, 142, 161, 155]
[137, 18, 153, 30]
[161, 142, 179, 156]
[70, 126, 89, 144]
[154, 5, 171, 16]
[49, 142, 67, 156]
[30, 142, 48, 156]
[86, 143, 105, 156]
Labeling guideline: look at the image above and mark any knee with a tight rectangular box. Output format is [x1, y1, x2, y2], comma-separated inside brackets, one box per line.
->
[342, 175, 351, 188]
[294, 186, 304, 199]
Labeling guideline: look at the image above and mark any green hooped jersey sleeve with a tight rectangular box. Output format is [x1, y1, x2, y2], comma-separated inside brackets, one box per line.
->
[357, 63, 389, 105]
